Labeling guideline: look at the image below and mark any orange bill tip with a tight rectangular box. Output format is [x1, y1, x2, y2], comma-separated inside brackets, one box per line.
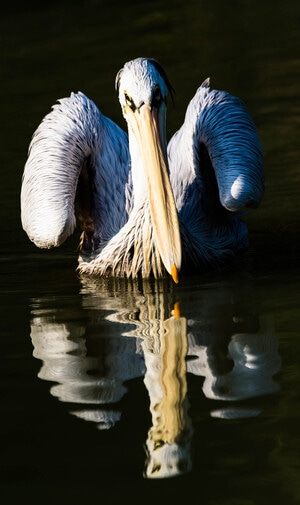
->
[173, 301, 181, 318]
[171, 263, 179, 284]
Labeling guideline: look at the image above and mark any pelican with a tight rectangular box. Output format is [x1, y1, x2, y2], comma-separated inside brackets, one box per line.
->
[21, 57, 264, 282]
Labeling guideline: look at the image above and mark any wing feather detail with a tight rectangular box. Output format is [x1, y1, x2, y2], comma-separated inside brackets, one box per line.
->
[21, 92, 129, 249]
[169, 82, 264, 212]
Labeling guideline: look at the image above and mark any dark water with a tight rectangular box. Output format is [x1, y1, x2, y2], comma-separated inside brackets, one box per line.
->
[1, 0, 300, 503]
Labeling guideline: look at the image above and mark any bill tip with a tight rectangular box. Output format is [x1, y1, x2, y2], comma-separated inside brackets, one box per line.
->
[173, 301, 181, 318]
[171, 264, 179, 283]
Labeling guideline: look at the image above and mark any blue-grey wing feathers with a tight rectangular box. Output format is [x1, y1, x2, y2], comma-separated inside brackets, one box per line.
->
[21, 92, 129, 249]
[169, 81, 264, 213]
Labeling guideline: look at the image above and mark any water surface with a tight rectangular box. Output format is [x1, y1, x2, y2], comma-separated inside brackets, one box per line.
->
[1, 0, 300, 503]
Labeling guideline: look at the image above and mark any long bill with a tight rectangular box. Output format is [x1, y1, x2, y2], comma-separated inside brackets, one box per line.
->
[128, 103, 182, 282]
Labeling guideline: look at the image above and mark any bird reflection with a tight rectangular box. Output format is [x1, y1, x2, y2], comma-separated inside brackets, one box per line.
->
[30, 277, 281, 479]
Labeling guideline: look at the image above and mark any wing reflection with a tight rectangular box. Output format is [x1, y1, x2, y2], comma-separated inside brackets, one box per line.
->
[31, 300, 144, 430]
[29, 277, 281, 479]
[188, 313, 280, 419]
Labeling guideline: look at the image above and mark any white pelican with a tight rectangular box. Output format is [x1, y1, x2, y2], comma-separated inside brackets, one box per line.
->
[21, 57, 264, 282]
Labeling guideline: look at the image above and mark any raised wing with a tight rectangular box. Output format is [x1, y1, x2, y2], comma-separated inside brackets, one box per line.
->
[21, 92, 130, 252]
[168, 79, 264, 215]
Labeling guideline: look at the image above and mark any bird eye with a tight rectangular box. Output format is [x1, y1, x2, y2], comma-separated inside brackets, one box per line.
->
[152, 85, 162, 108]
[124, 92, 136, 112]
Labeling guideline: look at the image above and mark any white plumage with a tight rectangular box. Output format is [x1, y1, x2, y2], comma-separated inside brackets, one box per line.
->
[21, 57, 264, 281]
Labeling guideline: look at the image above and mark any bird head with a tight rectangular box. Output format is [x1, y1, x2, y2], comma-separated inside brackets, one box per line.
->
[115, 58, 181, 283]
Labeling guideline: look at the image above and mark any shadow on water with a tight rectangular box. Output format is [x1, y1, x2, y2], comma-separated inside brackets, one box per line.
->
[29, 276, 281, 480]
